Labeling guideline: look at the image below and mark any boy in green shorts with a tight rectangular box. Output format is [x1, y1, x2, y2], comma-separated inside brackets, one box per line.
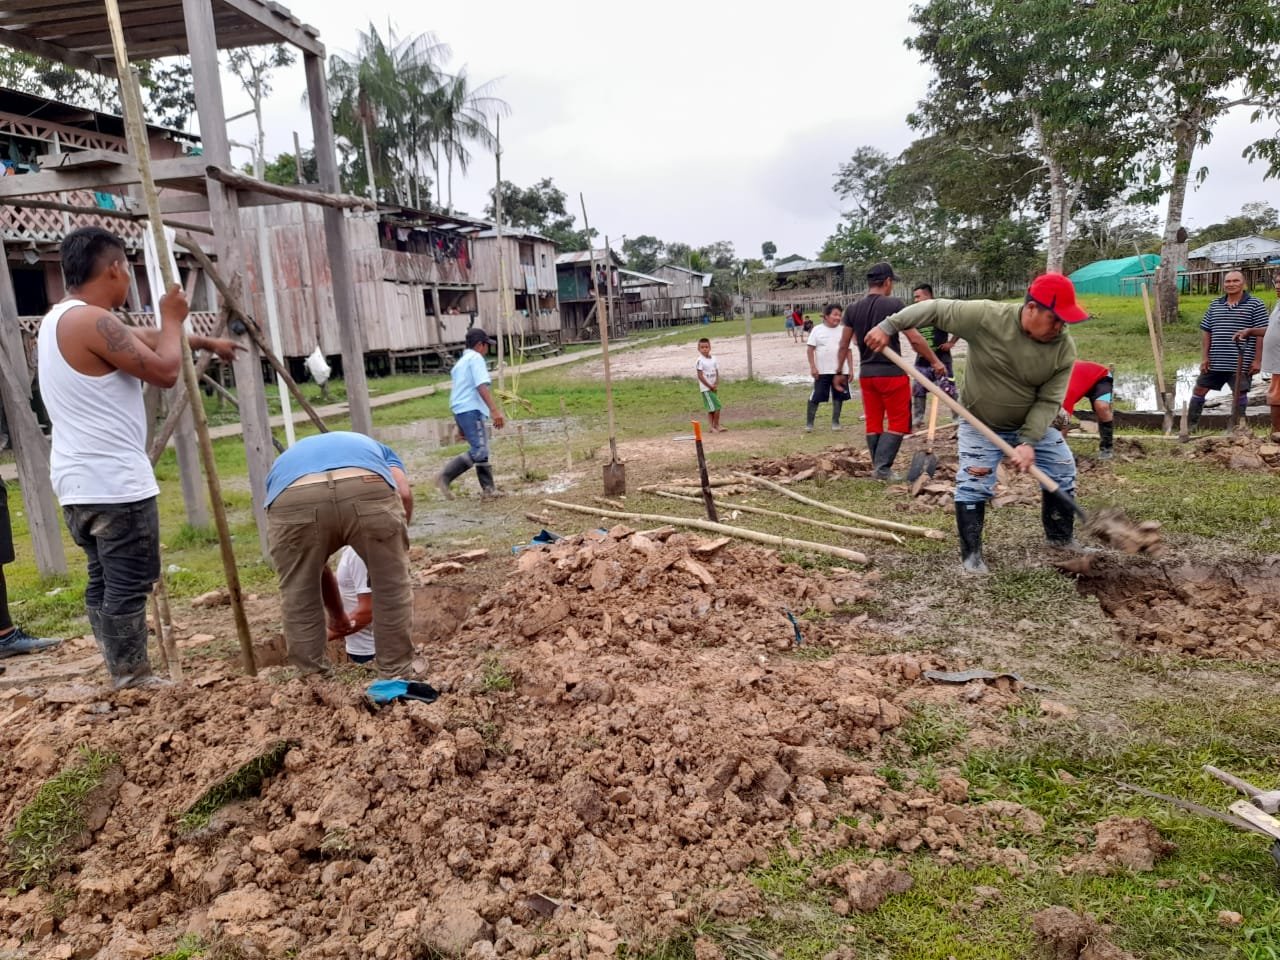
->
[695, 337, 725, 432]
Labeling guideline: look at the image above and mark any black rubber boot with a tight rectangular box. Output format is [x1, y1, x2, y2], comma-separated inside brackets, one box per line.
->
[1187, 397, 1204, 432]
[805, 401, 819, 432]
[86, 606, 105, 659]
[436, 453, 473, 499]
[872, 432, 905, 481]
[1098, 420, 1114, 460]
[99, 607, 169, 690]
[475, 463, 499, 498]
[832, 399, 844, 429]
[912, 394, 926, 428]
[956, 502, 989, 574]
[866, 432, 881, 464]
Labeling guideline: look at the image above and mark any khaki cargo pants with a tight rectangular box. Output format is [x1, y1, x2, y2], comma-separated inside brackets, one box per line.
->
[266, 471, 413, 678]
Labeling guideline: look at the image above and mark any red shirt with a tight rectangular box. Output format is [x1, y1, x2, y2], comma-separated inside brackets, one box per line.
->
[1062, 361, 1110, 412]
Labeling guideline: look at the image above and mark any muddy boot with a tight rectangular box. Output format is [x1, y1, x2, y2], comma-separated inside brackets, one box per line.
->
[956, 502, 989, 575]
[872, 432, 905, 481]
[1187, 397, 1205, 432]
[436, 453, 472, 500]
[805, 401, 818, 433]
[832, 399, 844, 430]
[1042, 491, 1096, 553]
[475, 463, 500, 499]
[911, 394, 926, 429]
[1097, 420, 1114, 460]
[865, 432, 881, 466]
[99, 607, 170, 690]
[86, 606, 105, 659]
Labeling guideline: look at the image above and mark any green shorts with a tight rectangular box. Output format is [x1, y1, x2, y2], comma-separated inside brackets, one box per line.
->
[701, 390, 722, 413]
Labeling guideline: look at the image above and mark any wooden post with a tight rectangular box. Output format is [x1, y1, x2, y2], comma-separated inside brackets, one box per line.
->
[0, 237, 66, 575]
[182, 0, 273, 555]
[304, 51, 373, 436]
[171, 392, 209, 527]
[115, 0, 256, 675]
[493, 117, 506, 391]
[560, 395, 572, 470]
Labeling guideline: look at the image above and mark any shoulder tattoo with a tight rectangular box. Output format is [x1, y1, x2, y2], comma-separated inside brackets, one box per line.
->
[96, 314, 142, 365]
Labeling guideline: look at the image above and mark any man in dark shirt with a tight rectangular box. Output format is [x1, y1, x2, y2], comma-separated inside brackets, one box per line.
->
[910, 283, 959, 427]
[836, 262, 946, 480]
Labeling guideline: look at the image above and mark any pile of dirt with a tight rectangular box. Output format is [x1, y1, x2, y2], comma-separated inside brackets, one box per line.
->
[1076, 558, 1280, 660]
[1032, 906, 1136, 960]
[2, 529, 1049, 960]
[745, 446, 874, 481]
[1188, 436, 1280, 474]
[1063, 816, 1176, 875]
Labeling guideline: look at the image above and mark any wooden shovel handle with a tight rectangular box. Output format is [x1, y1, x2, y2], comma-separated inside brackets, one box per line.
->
[925, 393, 939, 451]
[880, 347, 1063, 494]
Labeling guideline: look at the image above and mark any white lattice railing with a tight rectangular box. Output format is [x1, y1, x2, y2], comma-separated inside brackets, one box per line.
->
[1, 190, 145, 247]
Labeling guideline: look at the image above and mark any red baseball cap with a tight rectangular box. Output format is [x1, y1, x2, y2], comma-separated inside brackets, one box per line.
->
[1027, 273, 1088, 324]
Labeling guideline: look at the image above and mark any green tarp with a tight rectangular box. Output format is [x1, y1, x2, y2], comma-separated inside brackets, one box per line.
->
[1068, 254, 1160, 296]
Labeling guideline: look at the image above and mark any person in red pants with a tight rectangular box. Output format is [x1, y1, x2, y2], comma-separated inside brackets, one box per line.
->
[837, 262, 946, 480]
[1060, 361, 1115, 459]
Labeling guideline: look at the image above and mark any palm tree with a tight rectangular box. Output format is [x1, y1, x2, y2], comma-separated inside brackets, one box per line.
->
[433, 69, 508, 211]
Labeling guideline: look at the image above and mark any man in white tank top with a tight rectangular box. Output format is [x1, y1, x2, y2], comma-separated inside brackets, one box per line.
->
[36, 227, 239, 689]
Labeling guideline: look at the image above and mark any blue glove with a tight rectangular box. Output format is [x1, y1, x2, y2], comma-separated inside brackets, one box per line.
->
[366, 679, 440, 705]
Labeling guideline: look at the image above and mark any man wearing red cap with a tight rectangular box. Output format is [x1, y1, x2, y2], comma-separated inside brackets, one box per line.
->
[864, 273, 1087, 573]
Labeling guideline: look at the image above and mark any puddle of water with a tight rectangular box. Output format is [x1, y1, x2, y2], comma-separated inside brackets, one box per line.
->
[1115, 365, 1274, 412]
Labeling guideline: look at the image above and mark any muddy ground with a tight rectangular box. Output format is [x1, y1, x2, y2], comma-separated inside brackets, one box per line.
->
[2, 426, 1279, 958]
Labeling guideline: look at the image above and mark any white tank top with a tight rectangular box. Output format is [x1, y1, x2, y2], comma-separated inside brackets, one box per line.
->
[36, 299, 159, 505]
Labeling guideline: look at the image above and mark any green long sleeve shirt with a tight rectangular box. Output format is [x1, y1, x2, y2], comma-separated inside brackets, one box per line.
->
[876, 298, 1076, 444]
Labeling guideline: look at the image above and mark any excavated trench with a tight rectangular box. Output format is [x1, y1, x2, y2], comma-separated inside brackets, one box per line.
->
[1074, 559, 1280, 660]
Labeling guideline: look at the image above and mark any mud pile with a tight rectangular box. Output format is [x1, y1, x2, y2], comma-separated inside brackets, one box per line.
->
[1189, 436, 1280, 474]
[1077, 559, 1280, 660]
[3, 529, 1046, 960]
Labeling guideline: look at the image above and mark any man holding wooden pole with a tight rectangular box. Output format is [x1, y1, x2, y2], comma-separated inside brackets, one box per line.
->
[36, 226, 240, 688]
[863, 273, 1087, 574]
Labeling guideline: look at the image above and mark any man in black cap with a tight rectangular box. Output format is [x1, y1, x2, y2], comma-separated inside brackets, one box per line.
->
[836, 262, 947, 480]
[437, 327, 506, 498]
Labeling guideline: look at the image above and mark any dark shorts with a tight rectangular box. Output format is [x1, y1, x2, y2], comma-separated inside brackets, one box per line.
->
[1084, 376, 1114, 404]
[1196, 370, 1251, 394]
[0, 481, 13, 566]
[810, 374, 852, 404]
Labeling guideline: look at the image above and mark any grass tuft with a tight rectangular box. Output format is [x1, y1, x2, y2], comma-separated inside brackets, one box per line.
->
[177, 740, 295, 833]
[5, 745, 120, 890]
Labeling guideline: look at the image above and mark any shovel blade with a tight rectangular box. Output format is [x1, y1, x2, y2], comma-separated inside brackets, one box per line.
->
[602, 460, 627, 496]
[906, 451, 927, 483]
[923, 452, 938, 478]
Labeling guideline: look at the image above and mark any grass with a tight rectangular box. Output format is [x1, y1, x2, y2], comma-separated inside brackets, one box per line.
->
[5, 746, 120, 891]
[177, 740, 295, 833]
[480, 656, 515, 693]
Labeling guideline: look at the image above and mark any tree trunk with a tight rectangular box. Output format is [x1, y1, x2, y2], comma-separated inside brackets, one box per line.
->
[1045, 156, 1071, 274]
[360, 115, 377, 204]
[447, 147, 454, 212]
[1155, 122, 1197, 326]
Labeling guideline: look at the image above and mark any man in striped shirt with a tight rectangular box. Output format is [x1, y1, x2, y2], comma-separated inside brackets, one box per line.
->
[1189, 270, 1269, 431]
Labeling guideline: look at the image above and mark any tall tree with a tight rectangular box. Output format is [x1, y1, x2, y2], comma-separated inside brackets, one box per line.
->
[1098, 0, 1280, 323]
[761, 241, 777, 262]
[226, 45, 295, 179]
[908, 0, 1140, 273]
[621, 235, 664, 274]
[429, 68, 507, 212]
[484, 178, 594, 250]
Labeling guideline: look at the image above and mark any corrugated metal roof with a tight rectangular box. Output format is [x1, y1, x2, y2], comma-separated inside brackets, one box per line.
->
[769, 259, 842, 274]
[472, 224, 554, 243]
[1187, 235, 1280, 264]
[618, 268, 671, 286]
[555, 249, 623, 266]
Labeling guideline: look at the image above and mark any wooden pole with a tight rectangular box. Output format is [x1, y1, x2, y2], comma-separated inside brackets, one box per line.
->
[148, 308, 229, 463]
[650, 489, 905, 544]
[543, 499, 869, 564]
[1141, 282, 1173, 434]
[691, 420, 718, 522]
[292, 131, 323, 349]
[579, 194, 618, 463]
[203, 164, 376, 210]
[106, 0, 256, 676]
[251, 141, 295, 447]
[0, 236, 65, 575]
[304, 51, 373, 436]
[734, 472, 946, 539]
[493, 116, 506, 392]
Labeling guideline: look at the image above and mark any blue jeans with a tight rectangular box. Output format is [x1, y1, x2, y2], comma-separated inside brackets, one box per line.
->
[63, 498, 160, 616]
[454, 410, 491, 464]
[955, 422, 1075, 504]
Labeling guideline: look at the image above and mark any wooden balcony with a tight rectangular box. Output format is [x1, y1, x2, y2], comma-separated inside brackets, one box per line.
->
[1, 188, 145, 247]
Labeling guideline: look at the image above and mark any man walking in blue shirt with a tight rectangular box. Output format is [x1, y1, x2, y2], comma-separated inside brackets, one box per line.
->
[437, 327, 506, 498]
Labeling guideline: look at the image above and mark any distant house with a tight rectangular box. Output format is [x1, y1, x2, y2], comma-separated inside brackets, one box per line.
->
[470, 226, 560, 340]
[1187, 234, 1280, 269]
[652, 264, 713, 319]
[556, 248, 625, 340]
[768, 259, 844, 291]
[618, 268, 674, 329]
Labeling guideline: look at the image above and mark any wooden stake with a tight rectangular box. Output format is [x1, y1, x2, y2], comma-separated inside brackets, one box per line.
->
[1141, 283, 1173, 434]
[104, 0, 256, 676]
[691, 420, 718, 522]
[152, 572, 181, 680]
[517, 422, 527, 477]
[543, 499, 869, 564]
[734, 472, 946, 539]
[650, 490, 904, 544]
[203, 164, 376, 210]
[560, 396, 572, 470]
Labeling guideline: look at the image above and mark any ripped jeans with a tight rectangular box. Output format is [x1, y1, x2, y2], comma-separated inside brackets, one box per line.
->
[955, 421, 1075, 505]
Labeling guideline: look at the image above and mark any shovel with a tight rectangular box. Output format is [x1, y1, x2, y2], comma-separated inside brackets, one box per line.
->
[580, 194, 626, 495]
[1228, 341, 1246, 435]
[906, 393, 939, 495]
[878, 346, 1162, 555]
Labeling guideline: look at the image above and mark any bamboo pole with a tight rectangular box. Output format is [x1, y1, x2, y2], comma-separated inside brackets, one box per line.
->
[152, 574, 180, 680]
[543, 499, 870, 564]
[148, 308, 229, 462]
[203, 164, 376, 210]
[104, 0, 256, 676]
[651, 489, 905, 544]
[733, 472, 946, 539]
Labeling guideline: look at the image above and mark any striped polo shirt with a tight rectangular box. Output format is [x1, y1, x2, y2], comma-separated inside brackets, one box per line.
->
[1200, 292, 1269, 371]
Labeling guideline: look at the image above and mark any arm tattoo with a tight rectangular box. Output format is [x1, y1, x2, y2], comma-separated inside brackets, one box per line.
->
[96, 314, 144, 369]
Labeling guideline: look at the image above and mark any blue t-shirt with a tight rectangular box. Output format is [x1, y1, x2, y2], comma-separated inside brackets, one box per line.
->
[265, 432, 404, 506]
[449, 349, 491, 416]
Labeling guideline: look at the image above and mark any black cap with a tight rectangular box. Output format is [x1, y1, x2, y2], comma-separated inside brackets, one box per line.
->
[866, 261, 897, 284]
[465, 327, 497, 348]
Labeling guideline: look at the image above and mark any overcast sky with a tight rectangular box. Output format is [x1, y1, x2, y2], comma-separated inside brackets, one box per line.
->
[214, 0, 1277, 262]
